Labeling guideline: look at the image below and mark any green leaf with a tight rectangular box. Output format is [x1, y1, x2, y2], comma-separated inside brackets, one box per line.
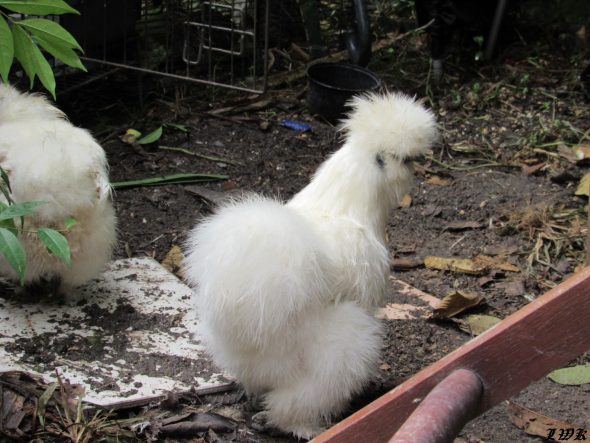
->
[11, 25, 34, 88]
[0, 15, 14, 83]
[164, 123, 189, 133]
[34, 34, 86, 71]
[548, 364, 590, 385]
[18, 18, 82, 51]
[575, 172, 590, 197]
[0, 0, 80, 15]
[121, 128, 141, 145]
[0, 202, 17, 236]
[0, 167, 13, 205]
[0, 227, 26, 284]
[0, 201, 47, 221]
[111, 173, 228, 190]
[137, 126, 163, 145]
[64, 217, 77, 229]
[458, 314, 501, 336]
[37, 382, 57, 428]
[37, 228, 71, 266]
[0, 218, 17, 236]
[0, 183, 12, 206]
[12, 24, 56, 97]
[0, 167, 11, 193]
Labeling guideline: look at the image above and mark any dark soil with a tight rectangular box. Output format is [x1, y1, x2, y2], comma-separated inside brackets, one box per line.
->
[11, 3, 590, 441]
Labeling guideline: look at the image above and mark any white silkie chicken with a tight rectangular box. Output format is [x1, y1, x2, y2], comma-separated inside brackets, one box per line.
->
[184, 92, 438, 438]
[0, 83, 116, 294]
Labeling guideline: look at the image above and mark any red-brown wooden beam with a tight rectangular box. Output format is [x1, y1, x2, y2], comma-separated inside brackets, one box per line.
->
[313, 266, 590, 443]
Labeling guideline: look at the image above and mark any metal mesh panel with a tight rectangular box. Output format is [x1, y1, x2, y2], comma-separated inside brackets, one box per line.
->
[60, 0, 269, 93]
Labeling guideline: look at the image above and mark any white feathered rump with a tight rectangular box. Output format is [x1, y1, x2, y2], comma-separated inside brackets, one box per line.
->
[185, 195, 338, 350]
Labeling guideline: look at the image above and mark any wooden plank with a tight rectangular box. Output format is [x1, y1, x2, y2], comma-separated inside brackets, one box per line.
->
[313, 266, 590, 443]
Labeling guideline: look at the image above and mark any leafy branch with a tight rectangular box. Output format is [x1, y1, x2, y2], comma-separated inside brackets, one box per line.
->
[0, 0, 86, 98]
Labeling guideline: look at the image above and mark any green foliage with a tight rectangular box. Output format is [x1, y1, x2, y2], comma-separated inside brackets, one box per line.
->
[111, 172, 229, 190]
[0, 227, 26, 284]
[37, 227, 71, 266]
[163, 122, 189, 133]
[548, 364, 590, 385]
[0, 0, 85, 98]
[137, 126, 163, 145]
[0, 166, 74, 284]
[0, 200, 47, 221]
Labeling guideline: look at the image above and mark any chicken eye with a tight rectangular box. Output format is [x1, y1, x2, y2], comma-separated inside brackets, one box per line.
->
[375, 153, 385, 169]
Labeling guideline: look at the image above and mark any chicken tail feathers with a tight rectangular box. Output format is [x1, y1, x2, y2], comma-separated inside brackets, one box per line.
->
[184, 194, 335, 349]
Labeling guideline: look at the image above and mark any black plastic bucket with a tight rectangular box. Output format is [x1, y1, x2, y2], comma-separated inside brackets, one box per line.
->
[306, 62, 382, 123]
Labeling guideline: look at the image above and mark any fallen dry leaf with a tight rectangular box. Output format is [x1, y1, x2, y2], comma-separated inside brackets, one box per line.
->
[161, 245, 185, 277]
[548, 363, 590, 385]
[495, 280, 526, 296]
[483, 243, 519, 256]
[521, 162, 545, 176]
[0, 371, 85, 441]
[507, 401, 585, 441]
[443, 220, 485, 231]
[573, 144, 590, 164]
[576, 25, 587, 43]
[557, 144, 578, 163]
[399, 194, 412, 208]
[426, 175, 452, 186]
[575, 172, 590, 197]
[473, 255, 520, 273]
[458, 314, 501, 335]
[379, 362, 392, 371]
[424, 256, 487, 275]
[391, 257, 423, 270]
[431, 290, 485, 319]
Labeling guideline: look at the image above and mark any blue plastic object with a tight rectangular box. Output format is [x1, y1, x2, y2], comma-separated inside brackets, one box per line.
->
[281, 120, 313, 132]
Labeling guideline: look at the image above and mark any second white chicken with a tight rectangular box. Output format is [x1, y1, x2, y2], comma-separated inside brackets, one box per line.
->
[0, 84, 116, 295]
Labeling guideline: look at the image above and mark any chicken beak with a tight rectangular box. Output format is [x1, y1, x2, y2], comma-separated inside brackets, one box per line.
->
[403, 154, 425, 166]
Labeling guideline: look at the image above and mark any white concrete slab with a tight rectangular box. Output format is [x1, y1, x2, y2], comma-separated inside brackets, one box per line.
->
[0, 257, 226, 406]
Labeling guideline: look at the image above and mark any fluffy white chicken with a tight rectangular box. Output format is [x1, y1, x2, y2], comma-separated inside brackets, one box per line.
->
[184, 92, 438, 438]
[0, 83, 116, 294]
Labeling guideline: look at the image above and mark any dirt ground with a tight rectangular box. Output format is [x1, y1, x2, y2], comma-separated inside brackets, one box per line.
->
[4, 2, 590, 442]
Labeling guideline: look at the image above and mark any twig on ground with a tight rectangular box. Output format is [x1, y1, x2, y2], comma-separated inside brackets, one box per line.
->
[158, 146, 242, 166]
[86, 382, 237, 412]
